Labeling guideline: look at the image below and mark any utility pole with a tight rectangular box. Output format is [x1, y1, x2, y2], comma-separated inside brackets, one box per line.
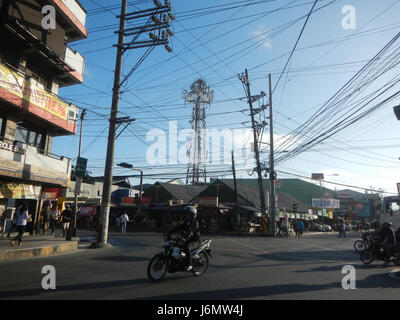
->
[73, 108, 86, 236]
[267, 73, 277, 238]
[97, 0, 174, 246]
[231, 151, 240, 232]
[238, 69, 268, 234]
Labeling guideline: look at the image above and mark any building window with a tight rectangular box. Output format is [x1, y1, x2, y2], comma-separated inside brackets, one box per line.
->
[15, 124, 45, 150]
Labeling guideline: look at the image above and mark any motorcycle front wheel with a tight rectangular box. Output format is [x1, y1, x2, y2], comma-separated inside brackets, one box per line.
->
[147, 254, 168, 282]
[354, 240, 366, 252]
[360, 249, 374, 264]
[192, 252, 209, 276]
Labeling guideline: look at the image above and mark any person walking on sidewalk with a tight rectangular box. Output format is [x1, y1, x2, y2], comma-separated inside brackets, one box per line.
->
[50, 204, 60, 236]
[10, 204, 31, 246]
[41, 202, 51, 235]
[62, 204, 73, 237]
[120, 212, 129, 233]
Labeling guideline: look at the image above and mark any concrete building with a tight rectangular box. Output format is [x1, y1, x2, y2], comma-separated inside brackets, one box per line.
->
[0, 0, 87, 233]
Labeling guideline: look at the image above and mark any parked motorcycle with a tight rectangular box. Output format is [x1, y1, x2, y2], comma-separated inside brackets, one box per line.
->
[147, 235, 212, 281]
[354, 232, 372, 252]
[360, 237, 400, 265]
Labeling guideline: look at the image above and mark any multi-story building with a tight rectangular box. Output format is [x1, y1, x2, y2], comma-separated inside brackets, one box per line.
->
[0, 0, 87, 233]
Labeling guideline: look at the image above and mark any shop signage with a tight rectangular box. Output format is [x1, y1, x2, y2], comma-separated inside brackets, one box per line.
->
[26, 165, 69, 187]
[0, 63, 68, 121]
[0, 159, 24, 179]
[79, 206, 96, 216]
[199, 197, 219, 207]
[0, 183, 41, 199]
[312, 198, 340, 209]
[0, 140, 27, 154]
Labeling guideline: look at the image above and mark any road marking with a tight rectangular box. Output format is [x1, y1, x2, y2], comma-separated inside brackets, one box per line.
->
[389, 268, 400, 280]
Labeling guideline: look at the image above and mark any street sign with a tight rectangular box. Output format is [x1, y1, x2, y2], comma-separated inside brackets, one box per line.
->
[311, 173, 324, 180]
[74, 177, 82, 196]
[75, 157, 87, 178]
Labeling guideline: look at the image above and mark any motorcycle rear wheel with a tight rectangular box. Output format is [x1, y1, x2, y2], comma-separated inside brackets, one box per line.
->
[147, 254, 168, 282]
[360, 249, 374, 264]
[192, 252, 209, 276]
[354, 240, 366, 252]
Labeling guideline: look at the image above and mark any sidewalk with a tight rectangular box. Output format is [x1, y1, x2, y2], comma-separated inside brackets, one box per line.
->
[0, 232, 79, 262]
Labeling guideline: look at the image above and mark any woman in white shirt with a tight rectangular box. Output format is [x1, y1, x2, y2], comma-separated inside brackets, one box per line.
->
[10, 204, 31, 246]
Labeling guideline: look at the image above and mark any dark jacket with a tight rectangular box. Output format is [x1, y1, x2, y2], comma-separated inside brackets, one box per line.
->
[62, 209, 72, 223]
[168, 218, 200, 242]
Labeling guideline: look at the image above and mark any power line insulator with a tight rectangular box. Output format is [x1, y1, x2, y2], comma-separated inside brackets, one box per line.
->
[153, 0, 162, 8]
[165, 44, 173, 53]
[151, 15, 161, 25]
[166, 28, 174, 37]
[167, 13, 175, 21]
[165, 0, 171, 10]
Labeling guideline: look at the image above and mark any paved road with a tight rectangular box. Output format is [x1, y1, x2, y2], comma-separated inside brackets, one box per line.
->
[0, 231, 399, 300]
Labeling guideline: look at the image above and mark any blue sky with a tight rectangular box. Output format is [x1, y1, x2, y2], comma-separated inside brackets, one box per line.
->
[53, 0, 400, 195]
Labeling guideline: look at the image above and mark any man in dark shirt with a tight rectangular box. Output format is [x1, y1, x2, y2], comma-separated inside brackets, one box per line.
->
[167, 206, 200, 271]
[377, 221, 396, 266]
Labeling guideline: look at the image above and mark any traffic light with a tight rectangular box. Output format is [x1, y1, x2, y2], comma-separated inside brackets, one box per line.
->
[293, 203, 298, 213]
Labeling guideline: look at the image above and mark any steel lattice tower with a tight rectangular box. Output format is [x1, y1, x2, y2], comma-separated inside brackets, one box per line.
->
[182, 79, 214, 186]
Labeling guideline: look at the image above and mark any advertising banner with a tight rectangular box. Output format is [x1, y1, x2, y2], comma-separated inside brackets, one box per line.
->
[0, 64, 68, 120]
[0, 183, 41, 199]
[312, 198, 340, 209]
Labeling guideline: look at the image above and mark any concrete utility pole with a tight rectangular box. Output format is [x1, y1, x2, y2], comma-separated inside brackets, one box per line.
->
[73, 108, 86, 236]
[238, 69, 268, 234]
[98, 0, 128, 246]
[267, 73, 277, 238]
[98, 0, 174, 246]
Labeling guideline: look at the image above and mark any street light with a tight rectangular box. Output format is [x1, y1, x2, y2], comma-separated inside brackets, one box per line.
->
[117, 163, 143, 202]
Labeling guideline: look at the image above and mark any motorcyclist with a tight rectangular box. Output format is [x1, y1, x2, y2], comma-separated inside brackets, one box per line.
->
[167, 206, 200, 271]
[376, 221, 396, 266]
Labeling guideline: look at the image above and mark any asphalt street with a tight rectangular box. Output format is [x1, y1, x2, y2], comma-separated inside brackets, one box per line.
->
[0, 231, 399, 300]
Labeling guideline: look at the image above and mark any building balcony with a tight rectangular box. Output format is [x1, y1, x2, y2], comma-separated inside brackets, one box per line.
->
[51, 0, 88, 41]
[0, 62, 78, 136]
[64, 46, 85, 84]
[0, 137, 72, 187]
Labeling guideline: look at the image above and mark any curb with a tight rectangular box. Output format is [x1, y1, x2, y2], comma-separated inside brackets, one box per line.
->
[0, 241, 79, 262]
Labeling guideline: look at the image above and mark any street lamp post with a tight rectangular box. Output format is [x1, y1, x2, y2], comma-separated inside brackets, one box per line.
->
[117, 163, 143, 202]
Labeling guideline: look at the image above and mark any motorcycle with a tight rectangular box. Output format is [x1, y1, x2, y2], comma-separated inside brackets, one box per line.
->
[147, 235, 212, 282]
[353, 232, 372, 252]
[360, 237, 400, 265]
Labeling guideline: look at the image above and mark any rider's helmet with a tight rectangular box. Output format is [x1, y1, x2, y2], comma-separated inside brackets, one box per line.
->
[383, 221, 392, 228]
[184, 206, 197, 222]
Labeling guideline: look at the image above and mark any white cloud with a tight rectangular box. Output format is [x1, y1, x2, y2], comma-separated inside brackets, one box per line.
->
[250, 25, 271, 49]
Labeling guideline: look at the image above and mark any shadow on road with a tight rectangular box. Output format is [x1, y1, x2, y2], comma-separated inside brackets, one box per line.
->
[93, 255, 149, 263]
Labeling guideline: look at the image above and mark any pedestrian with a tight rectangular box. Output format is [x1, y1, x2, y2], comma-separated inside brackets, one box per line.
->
[41, 202, 51, 235]
[7, 205, 20, 238]
[50, 204, 60, 236]
[10, 204, 31, 246]
[338, 222, 343, 238]
[294, 220, 299, 237]
[297, 221, 304, 237]
[62, 204, 72, 237]
[120, 212, 129, 233]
